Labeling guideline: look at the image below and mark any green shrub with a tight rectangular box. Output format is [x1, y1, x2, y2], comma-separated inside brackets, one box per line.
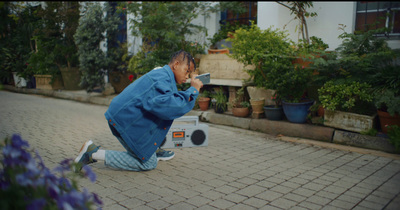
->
[318, 81, 373, 114]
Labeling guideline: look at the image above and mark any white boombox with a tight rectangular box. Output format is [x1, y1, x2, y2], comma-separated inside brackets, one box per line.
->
[161, 116, 209, 148]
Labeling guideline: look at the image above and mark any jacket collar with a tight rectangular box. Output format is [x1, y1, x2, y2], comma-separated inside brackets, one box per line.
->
[163, 65, 178, 92]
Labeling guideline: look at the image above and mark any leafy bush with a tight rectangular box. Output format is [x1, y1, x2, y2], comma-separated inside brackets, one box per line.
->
[123, 2, 244, 74]
[312, 25, 399, 86]
[0, 3, 38, 80]
[74, 2, 121, 92]
[312, 25, 400, 116]
[0, 134, 102, 209]
[318, 81, 374, 114]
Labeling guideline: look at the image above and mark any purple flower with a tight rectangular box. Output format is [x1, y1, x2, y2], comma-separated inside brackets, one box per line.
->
[92, 192, 103, 206]
[27, 198, 47, 210]
[11, 134, 29, 148]
[15, 173, 34, 186]
[82, 165, 97, 182]
[0, 134, 103, 209]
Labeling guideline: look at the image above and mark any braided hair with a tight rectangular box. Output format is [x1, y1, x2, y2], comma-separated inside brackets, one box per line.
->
[169, 50, 197, 71]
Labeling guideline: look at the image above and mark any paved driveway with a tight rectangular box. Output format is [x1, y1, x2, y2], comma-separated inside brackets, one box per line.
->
[1, 90, 399, 209]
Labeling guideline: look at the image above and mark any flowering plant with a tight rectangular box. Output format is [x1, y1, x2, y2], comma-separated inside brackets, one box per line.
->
[0, 134, 102, 209]
[271, 92, 281, 107]
[128, 74, 135, 83]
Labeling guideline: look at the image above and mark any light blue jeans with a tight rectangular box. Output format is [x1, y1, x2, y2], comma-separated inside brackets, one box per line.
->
[105, 124, 158, 171]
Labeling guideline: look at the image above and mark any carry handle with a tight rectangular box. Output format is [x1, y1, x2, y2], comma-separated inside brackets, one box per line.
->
[174, 116, 199, 126]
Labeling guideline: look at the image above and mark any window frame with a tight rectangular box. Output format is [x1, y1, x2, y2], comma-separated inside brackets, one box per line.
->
[355, 1, 400, 38]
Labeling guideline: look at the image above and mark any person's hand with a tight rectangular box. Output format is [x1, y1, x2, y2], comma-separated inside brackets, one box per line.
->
[190, 74, 203, 92]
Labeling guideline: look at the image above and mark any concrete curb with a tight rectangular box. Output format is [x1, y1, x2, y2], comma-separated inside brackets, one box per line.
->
[3, 84, 397, 154]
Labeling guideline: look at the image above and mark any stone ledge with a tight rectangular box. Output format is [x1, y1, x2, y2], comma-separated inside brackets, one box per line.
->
[188, 109, 397, 154]
[333, 130, 396, 153]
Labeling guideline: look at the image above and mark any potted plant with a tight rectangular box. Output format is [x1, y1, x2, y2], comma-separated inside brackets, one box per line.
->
[54, 2, 81, 90]
[227, 21, 316, 123]
[250, 98, 265, 115]
[228, 87, 250, 117]
[207, 21, 250, 54]
[311, 25, 400, 132]
[263, 92, 284, 121]
[318, 81, 376, 133]
[28, 42, 64, 90]
[373, 89, 400, 134]
[212, 87, 228, 114]
[279, 62, 315, 123]
[197, 90, 211, 111]
[232, 101, 250, 117]
[368, 46, 400, 134]
[31, 2, 81, 90]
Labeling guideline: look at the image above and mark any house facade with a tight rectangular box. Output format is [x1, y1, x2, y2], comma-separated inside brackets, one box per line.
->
[127, 1, 400, 54]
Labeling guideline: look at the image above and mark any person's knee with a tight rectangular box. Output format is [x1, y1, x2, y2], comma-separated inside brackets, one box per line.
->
[142, 158, 158, 171]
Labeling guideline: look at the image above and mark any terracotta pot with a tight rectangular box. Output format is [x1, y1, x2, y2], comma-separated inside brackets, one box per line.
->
[232, 107, 249, 117]
[317, 106, 325, 117]
[250, 98, 265, 114]
[377, 110, 400, 134]
[198, 97, 210, 111]
[208, 48, 229, 54]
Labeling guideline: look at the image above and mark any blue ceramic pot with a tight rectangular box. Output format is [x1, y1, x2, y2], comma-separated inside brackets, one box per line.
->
[282, 100, 314, 123]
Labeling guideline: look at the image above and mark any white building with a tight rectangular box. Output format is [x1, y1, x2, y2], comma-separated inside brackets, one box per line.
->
[127, 1, 400, 53]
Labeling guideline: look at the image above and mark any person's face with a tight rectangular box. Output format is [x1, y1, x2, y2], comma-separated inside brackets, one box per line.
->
[172, 60, 195, 84]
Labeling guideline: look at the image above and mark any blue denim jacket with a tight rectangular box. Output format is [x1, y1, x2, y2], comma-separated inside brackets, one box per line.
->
[104, 65, 199, 162]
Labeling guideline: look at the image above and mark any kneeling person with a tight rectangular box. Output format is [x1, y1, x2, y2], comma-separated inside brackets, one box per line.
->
[75, 50, 203, 171]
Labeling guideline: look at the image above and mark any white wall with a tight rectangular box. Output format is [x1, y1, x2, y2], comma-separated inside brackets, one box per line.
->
[186, 7, 220, 54]
[258, 1, 356, 51]
[127, 13, 142, 55]
[127, 1, 399, 54]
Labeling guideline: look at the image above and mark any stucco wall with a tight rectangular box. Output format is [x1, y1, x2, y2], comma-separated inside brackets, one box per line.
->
[257, 2, 356, 51]
[126, 1, 399, 54]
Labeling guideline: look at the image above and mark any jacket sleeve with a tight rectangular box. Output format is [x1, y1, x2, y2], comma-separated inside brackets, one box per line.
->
[142, 82, 199, 120]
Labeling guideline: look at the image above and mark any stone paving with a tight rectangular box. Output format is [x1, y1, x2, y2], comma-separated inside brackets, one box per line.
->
[1, 90, 400, 210]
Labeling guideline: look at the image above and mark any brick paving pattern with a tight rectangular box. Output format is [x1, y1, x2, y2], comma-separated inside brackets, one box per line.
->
[1, 90, 399, 209]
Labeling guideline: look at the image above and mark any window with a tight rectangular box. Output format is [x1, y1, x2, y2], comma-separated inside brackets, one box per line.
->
[220, 2, 257, 26]
[356, 1, 400, 36]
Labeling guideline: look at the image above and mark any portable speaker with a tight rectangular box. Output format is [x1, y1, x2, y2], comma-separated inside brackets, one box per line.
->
[160, 116, 209, 148]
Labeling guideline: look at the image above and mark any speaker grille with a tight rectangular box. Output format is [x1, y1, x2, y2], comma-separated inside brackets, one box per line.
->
[191, 130, 206, 145]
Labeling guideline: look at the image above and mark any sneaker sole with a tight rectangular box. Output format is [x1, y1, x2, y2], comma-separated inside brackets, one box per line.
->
[157, 153, 175, 161]
[75, 140, 93, 163]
